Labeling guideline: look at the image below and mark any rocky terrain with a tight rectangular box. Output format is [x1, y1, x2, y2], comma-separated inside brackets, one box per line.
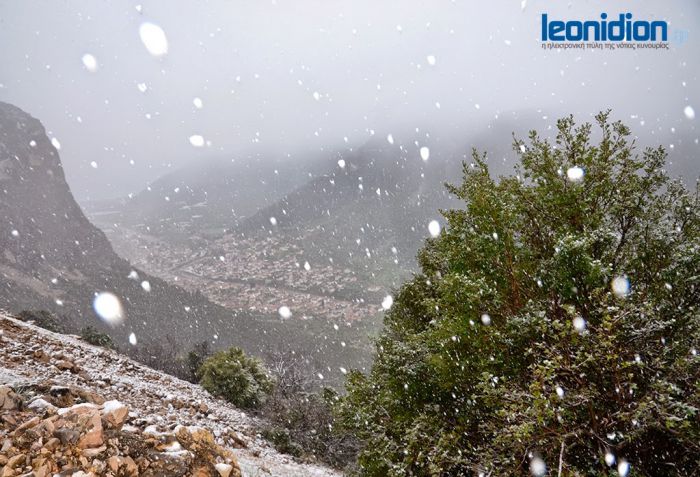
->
[0, 312, 340, 477]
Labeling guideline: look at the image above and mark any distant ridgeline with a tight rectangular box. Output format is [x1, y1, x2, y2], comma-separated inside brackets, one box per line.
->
[542, 13, 667, 42]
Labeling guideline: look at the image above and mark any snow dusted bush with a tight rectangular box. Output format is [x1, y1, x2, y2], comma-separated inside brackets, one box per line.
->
[80, 325, 116, 349]
[199, 346, 274, 409]
[17, 310, 74, 334]
[260, 353, 360, 468]
[337, 112, 700, 476]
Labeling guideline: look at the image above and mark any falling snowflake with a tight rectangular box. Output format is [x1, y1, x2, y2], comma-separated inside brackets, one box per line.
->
[10, 230, 19, 237]
[530, 457, 546, 476]
[93, 292, 124, 326]
[278, 306, 292, 319]
[81, 54, 98, 72]
[337, 159, 346, 168]
[572, 316, 586, 333]
[303, 261, 311, 271]
[481, 313, 492, 325]
[382, 295, 393, 310]
[428, 220, 441, 237]
[420, 146, 430, 161]
[604, 452, 616, 466]
[129, 333, 138, 346]
[426, 55, 436, 66]
[387, 133, 394, 145]
[611, 276, 630, 298]
[269, 216, 278, 226]
[189, 135, 204, 147]
[90, 161, 98, 169]
[139, 22, 168, 57]
[684, 105, 695, 120]
[567, 166, 584, 182]
[141, 280, 151, 292]
[137, 83, 148, 93]
[617, 460, 630, 477]
[193, 97, 203, 109]
[51, 137, 61, 150]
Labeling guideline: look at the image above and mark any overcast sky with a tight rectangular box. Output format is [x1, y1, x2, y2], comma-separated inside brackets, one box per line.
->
[0, 0, 697, 201]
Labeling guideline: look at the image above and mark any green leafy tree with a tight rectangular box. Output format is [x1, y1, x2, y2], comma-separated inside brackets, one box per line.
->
[337, 112, 699, 476]
[199, 346, 274, 409]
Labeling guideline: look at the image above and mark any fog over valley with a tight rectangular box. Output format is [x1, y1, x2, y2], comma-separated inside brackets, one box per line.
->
[0, 0, 697, 200]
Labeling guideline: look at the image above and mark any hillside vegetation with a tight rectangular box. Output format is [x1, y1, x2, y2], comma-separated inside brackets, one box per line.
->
[337, 113, 700, 476]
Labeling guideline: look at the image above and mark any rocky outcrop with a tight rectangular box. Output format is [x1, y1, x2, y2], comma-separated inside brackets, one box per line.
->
[0, 101, 249, 350]
[0, 384, 241, 477]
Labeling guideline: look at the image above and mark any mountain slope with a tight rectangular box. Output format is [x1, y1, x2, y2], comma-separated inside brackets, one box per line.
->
[0, 312, 340, 477]
[95, 150, 335, 239]
[0, 101, 372, 384]
[0, 101, 241, 348]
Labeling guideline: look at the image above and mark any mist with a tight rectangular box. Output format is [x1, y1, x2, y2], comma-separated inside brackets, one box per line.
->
[0, 0, 698, 201]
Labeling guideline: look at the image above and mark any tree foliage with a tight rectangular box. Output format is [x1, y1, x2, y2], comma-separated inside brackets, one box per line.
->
[337, 113, 700, 476]
[199, 346, 274, 409]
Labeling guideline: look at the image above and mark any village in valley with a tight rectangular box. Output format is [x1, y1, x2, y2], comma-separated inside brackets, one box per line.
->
[96, 222, 383, 324]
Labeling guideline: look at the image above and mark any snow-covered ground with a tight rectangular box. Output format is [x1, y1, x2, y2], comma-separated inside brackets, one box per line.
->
[0, 312, 342, 477]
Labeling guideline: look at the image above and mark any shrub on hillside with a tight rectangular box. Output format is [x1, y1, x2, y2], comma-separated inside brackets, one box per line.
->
[259, 354, 360, 468]
[186, 340, 212, 382]
[337, 112, 700, 476]
[16, 310, 73, 334]
[131, 335, 191, 380]
[199, 347, 274, 409]
[80, 326, 116, 349]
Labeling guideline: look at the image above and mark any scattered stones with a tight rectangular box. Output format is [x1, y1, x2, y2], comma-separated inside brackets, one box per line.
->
[216, 462, 235, 477]
[0, 385, 241, 477]
[0, 386, 21, 411]
[33, 349, 50, 363]
[101, 400, 128, 429]
[0, 314, 340, 477]
[27, 398, 56, 414]
[55, 359, 74, 371]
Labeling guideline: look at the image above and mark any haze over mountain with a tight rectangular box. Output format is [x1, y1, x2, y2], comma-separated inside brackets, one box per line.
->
[0, 1, 697, 201]
[93, 110, 699, 286]
[0, 101, 372, 387]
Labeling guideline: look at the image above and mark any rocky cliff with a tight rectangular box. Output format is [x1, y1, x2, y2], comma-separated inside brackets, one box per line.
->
[0, 101, 241, 348]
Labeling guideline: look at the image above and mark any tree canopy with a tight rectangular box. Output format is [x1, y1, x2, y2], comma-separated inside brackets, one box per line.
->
[337, 112, 700, 476]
